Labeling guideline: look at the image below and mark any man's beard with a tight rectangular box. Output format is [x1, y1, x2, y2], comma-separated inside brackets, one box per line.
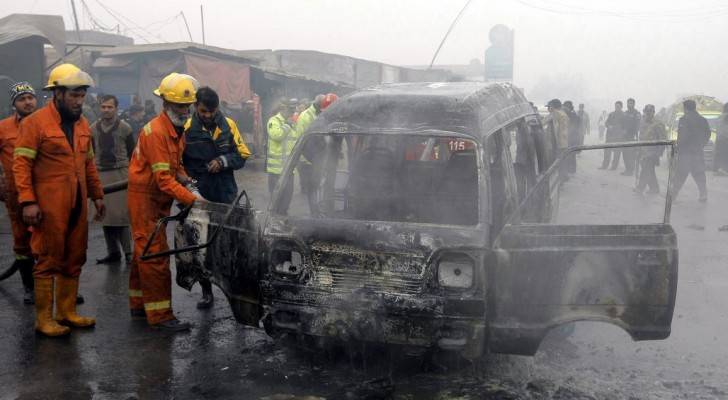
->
[166, 109, 187, 127]
[56, 100, 82, 122]
[16, 108, 34, 118]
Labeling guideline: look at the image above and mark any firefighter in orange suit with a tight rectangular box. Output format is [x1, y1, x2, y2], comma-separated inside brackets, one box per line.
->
[0, 82, 38, 305]
[13, 64, 105, 337]
[127, 73, 204, 332]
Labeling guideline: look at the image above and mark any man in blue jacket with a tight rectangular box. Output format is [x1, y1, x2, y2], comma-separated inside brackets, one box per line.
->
[183, 86, 250, 308]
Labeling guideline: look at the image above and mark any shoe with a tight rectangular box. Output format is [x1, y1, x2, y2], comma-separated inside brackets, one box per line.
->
[609, 166, 618, 170]
[96, 253, 122, 264]
[55, 276, 95, 328]
[598, 165, 608, 170]
[124, 253, 133, 263]
[130, 309, 146, 319]
[621, 171, 633, 176]
[76, 294, 85, 304]
[34, 278, 70, 337]
[633, 187, 644, 195]
[153, 318, 191, 332]
[699, 195, 708, 203]
[646, 189, 660, 195]
[196, 293, 214, 309]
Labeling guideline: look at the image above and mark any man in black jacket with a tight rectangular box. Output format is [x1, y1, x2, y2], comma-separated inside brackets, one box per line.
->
[183, 87, 249, 308]
[600, 101, 625, 170]
[621, 98, 642, 176]
[671, 100, 710, 202]
[563, 101, 581, 173]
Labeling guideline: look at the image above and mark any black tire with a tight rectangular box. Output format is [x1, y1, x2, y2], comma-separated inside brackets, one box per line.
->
[0, 262, 19, 281]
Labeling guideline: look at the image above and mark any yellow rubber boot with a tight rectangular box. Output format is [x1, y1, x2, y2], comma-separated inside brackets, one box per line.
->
[55, 275, 95, 328]
[34, 278, 71, 337]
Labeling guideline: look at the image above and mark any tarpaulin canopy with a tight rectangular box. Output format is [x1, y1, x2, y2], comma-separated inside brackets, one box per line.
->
[184, 53, 251, 104]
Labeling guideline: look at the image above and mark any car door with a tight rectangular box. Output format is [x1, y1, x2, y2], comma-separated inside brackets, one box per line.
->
[487, 140, 678, 356]
[173, 193, 262, 326]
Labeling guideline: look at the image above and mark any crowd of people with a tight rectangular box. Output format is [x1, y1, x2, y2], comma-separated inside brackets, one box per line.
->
[0, 62, 341, 337]
[545, 95, 727, 202]
[597, 98, 725, 201]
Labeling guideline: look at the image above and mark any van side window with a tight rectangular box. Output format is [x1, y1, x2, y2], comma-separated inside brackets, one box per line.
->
[512, 120, 539, 201]
[487, 130, 518, 234]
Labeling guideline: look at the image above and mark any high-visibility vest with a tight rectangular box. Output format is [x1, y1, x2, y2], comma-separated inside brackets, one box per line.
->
[266, 113, 292, 174]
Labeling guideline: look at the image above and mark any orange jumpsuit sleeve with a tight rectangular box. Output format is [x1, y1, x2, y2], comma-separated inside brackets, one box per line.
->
[12, 117, 40, 205]
[85, 139, 104, 200]
[141, 130, 196, 206]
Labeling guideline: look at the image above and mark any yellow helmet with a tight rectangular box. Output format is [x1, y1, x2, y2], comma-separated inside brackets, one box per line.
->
[45, 63, 94, 90]
[153, 73, 199, 104]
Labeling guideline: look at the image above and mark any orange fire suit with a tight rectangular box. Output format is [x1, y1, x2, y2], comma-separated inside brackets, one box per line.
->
[128, 112, 196, 325]
[0, 115, 32, 259]
[12, 102, 104, 278]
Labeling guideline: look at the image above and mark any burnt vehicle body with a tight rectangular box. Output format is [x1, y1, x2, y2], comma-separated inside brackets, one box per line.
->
[169, 82, 678, 358]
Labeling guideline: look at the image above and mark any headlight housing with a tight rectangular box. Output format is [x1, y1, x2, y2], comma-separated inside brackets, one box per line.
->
[438, 256, 474, 289]
[272, 248, 303, 276]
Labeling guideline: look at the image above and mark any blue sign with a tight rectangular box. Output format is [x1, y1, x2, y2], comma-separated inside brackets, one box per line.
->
[484, 25, 514, 81]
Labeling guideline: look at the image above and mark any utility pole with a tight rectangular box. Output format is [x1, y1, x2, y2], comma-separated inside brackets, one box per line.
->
[180, 11, 194, 42]
[69, 0, 84, 64]
[200, 5, 206, 45]
[70, 0, 82, 41]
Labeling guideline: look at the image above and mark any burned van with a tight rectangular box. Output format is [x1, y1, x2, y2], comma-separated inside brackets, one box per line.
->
[164, 82, 678, 358]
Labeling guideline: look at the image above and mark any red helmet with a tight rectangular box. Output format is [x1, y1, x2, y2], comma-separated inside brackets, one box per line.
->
[320, 93, 338, 110]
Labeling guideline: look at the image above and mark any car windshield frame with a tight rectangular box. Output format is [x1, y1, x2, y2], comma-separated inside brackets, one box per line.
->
[269, 130, 485, 228]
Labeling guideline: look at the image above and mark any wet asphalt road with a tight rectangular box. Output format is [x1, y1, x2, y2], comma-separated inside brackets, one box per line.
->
[1, 151, 728, 400]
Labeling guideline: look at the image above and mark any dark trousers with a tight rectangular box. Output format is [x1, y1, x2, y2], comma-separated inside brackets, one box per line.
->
[102, 226, 132, 257]
[636, 157, 660, 193]
[622, 148, 636, 173]
[199, 279, 212, 297]
[671, 153, 707, 198]
[297, 163, 318, 215]
[268, 173, 294, 212]
[602, 148, 621, 169]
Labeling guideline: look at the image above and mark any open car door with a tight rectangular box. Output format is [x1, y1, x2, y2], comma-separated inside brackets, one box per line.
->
[488, 141, 678, 355]
[142, 191, 262, 326]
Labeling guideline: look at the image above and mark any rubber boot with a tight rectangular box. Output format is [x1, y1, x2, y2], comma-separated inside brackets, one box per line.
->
[55, 275, 95, 328]
[18, 258, 35, 305]
[34, 278, 70, 337]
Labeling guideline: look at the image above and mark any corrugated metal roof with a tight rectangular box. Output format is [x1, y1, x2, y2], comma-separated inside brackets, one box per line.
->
[98, 42, 260, 63]
[0, 14, 66, 55]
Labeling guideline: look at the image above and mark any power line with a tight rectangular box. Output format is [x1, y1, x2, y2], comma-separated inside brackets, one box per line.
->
[92, 0, 174, 43]
[429, 0, 475, 68]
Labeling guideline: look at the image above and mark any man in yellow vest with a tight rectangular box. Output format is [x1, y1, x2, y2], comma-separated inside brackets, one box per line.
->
[266, 100, 294, 205]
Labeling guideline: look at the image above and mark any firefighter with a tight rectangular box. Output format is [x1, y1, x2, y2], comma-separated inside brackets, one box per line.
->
[13, 64, 105, 337]
[127, 73, 204, 332]
[266, 100, 294, 205]
[182, 86, 250, 309]
[0, 82, 38, 304]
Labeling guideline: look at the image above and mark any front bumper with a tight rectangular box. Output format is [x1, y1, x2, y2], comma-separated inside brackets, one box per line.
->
[262, 281, 487, 358]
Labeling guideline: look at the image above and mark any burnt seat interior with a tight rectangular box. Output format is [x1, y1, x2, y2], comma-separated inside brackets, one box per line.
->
[347, 146, 478, 226]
